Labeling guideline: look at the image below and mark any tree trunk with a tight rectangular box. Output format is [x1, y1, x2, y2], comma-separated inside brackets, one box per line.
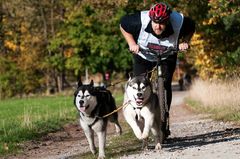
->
[0, 1, 5, 54]
[39, 3, 52, 95]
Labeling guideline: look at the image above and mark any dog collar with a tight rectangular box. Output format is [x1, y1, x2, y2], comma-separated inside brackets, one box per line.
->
[88, 118, 99, 128]
[80, 113, 99, 128]
[133, 106, 142, 110]
[129, 102, 143, 110]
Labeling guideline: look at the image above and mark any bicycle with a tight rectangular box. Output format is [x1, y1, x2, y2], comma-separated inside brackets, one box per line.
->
[138, 46, 178, 143]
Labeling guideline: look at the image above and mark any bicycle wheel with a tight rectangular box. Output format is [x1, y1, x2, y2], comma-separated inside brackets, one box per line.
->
[157, 76, 167, 143]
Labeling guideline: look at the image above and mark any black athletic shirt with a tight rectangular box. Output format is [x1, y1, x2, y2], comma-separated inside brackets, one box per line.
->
[120, 11, 195, 44]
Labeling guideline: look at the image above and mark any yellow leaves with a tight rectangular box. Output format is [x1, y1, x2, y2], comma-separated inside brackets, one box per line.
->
[202, 17, 218, 25]
[64, 48, 74, 58]
[219, 12, 229, 17]
[208, 17, 218, 25]
[195, 58, 203, 66]
[203, 0, 238, 27]
[18, 51, 39, 70]
[202, 20, 208, 26]
[191, 33, 204, 46]
[195, 50, 226, 80]
[208, 18, 215, 25]
[4, 40, 25, 52]
[4, 41, 17, 51]
[190, 32, 226, 79]
[195, 53, 210, 67]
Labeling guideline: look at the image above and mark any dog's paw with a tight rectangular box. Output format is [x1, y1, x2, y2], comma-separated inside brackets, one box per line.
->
[155, 143, 162, 150]
[98, 151, 105, 159]
[135, 133, 143, 140]
[115, 124, 122, 136]
[137, 135, 143, 140]
[114, 128, 122, 136]
[133, 130, 142, 140]
[141, 132, 149, 139]
[97, 155, 105, 159]
[90, 148, 97, 155]
[115, 128, 122, 136]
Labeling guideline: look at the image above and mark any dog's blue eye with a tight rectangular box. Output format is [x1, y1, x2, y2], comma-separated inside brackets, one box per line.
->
[85, 95, 90, 97]
[132, 87, 137, 90]
[77, 95, 81, 97]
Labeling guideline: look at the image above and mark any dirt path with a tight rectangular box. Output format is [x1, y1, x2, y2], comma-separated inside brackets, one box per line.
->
[5, 88, 240, 159]
[121, 90, 240, 159]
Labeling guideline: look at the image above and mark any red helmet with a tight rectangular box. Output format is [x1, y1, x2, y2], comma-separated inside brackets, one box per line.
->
[149, 3, 171, 23]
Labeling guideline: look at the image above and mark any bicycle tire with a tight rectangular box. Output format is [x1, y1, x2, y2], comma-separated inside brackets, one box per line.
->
[157, 76, 167, 143]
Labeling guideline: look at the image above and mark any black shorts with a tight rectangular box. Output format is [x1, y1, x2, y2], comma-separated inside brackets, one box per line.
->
[133, 54, 177, 78]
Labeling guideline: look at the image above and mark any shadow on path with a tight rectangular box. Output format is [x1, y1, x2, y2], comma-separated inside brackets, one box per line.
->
[163, 128, 240, 151]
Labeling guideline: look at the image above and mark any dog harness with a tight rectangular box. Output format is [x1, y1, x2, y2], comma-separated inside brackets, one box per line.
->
[135, 107, 143, 121]
[129, 95, 153, 121]
[79, 103, 102, 128]
[80, 112, 99, 128]
[137, 10, 183, 62]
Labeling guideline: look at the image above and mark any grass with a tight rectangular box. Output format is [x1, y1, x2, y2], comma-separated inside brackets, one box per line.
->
[0, 87, 142, 158]
[0, 88, 130, 157]
[0, 95, 76, 156]
[187, 78, 240, 123]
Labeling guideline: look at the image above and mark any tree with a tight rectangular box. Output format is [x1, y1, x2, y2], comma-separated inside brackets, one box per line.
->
[171, 0, 240, 79]
[57, 0, 132, 78]
[2, 0, 239, 98]
[194, 0, 240, 79]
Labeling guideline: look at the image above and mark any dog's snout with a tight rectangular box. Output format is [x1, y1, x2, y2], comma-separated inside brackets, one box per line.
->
[79, 100, 84, 106]
[137, 93, 142, 97]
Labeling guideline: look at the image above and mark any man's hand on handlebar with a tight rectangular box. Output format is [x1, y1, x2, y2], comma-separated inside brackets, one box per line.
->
[178, 42, 189, 51]
[129, 44, 139, 54]
[130, 43, 189, 54]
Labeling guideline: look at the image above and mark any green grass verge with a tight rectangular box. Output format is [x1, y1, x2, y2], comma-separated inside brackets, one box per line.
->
[0, 91, 140, 158]
[185, 97, 240, 123]
[0, 95, 77, 156]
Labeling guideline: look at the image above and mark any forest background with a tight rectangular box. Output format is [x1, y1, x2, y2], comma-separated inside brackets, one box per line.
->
[0, 0, 239, 98]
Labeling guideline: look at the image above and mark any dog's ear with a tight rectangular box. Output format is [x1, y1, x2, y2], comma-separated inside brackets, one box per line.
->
[90, 80, 94, 86]
[77, 78, 83, 87]
[128, 72, 134, 79]
[144, 72, 149, 79]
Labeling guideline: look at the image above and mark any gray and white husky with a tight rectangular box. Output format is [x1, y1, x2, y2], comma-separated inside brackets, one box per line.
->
[123, 74, 162, 149]
[74, 80, 122, 159]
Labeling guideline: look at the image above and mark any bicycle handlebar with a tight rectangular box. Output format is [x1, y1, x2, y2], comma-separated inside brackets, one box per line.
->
[139, 46, 178, 58]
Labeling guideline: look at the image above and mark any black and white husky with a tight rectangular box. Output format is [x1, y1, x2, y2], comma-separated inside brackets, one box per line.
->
[74, 80, 122, 159]
[123, 75, 162, 150]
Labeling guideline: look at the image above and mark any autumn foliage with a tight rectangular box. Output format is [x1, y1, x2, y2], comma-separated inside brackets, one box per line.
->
[0, 0, 239, 98]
